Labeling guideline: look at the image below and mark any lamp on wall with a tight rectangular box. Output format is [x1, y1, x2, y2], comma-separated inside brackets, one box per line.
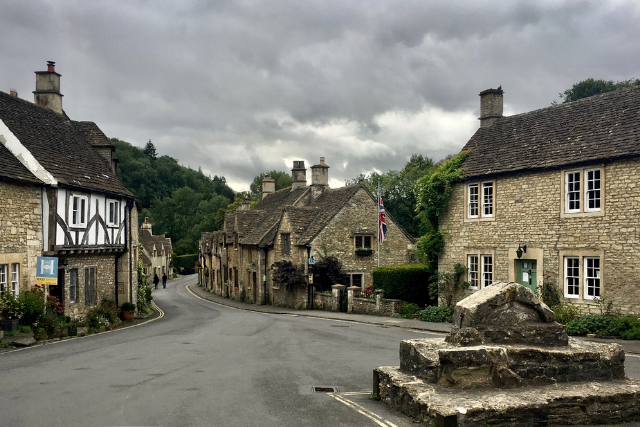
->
[516, 244, 527, 259]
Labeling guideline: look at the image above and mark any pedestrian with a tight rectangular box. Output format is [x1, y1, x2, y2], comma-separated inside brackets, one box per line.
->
[153, 273, 159, 290]
[162, 272, 167, 288]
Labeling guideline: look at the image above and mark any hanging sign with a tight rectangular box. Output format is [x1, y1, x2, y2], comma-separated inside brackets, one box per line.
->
[36, 257, 58, 285]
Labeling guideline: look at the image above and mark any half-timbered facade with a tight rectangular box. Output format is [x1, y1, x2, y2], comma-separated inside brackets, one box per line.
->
[0, 62, 139, 317]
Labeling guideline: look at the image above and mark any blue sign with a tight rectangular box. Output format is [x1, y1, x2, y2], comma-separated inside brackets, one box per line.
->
[36, 257, 58, 285]
[308, 256, 315, 265]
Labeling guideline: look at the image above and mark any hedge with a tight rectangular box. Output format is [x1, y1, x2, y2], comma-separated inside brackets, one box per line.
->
[372, 264, 433, 306]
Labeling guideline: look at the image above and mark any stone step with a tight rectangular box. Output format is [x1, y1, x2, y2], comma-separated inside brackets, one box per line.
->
[378, 366, 640, 427]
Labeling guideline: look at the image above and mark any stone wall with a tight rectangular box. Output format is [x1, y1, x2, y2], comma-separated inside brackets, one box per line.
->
[63, 253, 118, 318]
[378, 299, 402, 316]
[0, 181, 42, 292]
[439, 159, 640, 315]
[350, 297, 377, 314]
[313, 292, 333, 311]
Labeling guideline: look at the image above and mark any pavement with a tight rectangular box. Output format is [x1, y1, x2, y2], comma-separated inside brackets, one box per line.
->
[188, 283, 640, 355]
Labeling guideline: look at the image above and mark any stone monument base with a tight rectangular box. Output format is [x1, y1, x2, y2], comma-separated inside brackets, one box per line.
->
[378, 366, 640, 426]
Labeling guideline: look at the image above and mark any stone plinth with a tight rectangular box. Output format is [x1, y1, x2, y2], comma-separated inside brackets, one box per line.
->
[378, 366, 640, 427]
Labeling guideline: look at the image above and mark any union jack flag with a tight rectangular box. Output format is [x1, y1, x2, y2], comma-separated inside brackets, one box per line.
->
[379, 197, 387, 243]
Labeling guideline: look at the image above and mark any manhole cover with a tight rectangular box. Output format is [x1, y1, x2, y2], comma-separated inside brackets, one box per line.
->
[312, 387, 335, 393]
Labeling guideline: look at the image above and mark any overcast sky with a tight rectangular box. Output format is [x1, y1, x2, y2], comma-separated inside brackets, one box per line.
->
[2, 0, 639, 191]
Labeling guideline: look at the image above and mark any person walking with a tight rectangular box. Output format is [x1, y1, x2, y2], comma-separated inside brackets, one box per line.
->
[162, 273, 167, 288]
[153, 273, 160, 290]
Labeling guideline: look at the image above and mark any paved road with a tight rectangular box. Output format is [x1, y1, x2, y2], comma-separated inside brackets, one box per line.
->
[2, 275, 639, 427]
[0, 275, 437, 427]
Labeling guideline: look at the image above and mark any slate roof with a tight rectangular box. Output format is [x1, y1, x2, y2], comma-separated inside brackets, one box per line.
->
[0, 143, 42, 184]
[0, 91, 134, 198]
[461, 85, 640, 179]
[72, 121, 114, 147]
[140, 229, 172, 256]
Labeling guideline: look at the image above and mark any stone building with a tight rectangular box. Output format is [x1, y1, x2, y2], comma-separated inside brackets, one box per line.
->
[438, 85, 640, 315]
[0, 62, 140, 317]
[199, 158, 415, 308]
[140, 217, 173, 282]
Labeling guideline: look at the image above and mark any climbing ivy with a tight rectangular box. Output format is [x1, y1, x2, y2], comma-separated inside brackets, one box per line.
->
[415, 152, 468, 269]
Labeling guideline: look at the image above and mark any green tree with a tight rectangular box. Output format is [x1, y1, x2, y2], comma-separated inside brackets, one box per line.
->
[249, 171, 293, 201]
[555, 78, 640, 104]
[143, 139, 157, 159]
[346, 154, 435, 236]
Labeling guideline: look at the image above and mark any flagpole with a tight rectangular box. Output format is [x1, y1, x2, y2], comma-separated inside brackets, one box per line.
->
[377, 179, 380, 268]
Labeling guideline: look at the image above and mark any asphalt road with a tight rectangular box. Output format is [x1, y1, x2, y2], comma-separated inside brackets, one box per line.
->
[0, 275, 437, 427]
[2, 275, 640, 427]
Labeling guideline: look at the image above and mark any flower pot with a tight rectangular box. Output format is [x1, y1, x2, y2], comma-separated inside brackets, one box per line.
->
[1, 319, 19, 332]
[122, 311, 134, 321]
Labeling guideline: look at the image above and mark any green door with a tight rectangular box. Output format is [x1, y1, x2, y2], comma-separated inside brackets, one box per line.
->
[516, 259, 537, 292]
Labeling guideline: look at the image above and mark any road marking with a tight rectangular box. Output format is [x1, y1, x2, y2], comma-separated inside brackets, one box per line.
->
[0, 302, 164, 356]
[330, 394, 398, 427]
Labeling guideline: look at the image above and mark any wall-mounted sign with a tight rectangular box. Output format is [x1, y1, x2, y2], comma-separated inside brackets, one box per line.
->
[36, 257, 58, 285]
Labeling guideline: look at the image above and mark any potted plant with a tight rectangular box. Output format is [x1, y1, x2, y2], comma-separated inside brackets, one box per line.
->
[120, 302, 136, 321]
[0, 295, 22, 332]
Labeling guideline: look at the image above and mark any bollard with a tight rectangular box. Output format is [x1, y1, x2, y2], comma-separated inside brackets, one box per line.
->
[372, 369, 380, 397]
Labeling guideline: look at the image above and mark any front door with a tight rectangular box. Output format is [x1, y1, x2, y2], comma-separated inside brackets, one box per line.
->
[516, 259, 537, 292]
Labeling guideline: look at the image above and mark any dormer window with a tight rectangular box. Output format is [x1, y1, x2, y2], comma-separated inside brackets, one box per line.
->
[70, 194, 88, 227]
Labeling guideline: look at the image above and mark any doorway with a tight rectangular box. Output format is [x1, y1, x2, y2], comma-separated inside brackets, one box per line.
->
[516, 259, 537, 292]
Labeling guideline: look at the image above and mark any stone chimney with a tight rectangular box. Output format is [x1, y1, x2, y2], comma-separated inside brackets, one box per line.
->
[142, 217, 153, 233]
[291, 160, 307, 190]
[239, 197, 251, 211]
[478, 87, 503, 128]
[261, 176, 275, 200]
[9, 89, 18, 97]
[310, 157, 330, 199]
[33, 61, 64, 114]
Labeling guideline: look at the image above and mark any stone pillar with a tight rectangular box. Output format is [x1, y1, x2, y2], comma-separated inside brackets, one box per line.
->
[331, 284, 346, 312]
[347, 286, 361, 312]
[375, 289, 385, 312]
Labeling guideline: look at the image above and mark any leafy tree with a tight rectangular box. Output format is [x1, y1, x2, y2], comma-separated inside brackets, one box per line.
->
[347, 154, 435, 236]
[143, 139, 157, 159]
[311, 256, 348, 292]
[249, 171, 293, 201]
[555, 78, 640, 104]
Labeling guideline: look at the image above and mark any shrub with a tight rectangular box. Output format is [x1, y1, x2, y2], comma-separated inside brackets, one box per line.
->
[615, 315, 640, 340]
[553, 303, 581, 325]
[311, 256, 348, 292]
[17, 285, 45, 326]
[430, 264, 469, 307]
[373, 264, 433, 306]
[120, 302, 136, 313]
[417, 306, 455, 323]
[272, 260, 306, 291]
[539, 283, 561, 308]
[566, 315, 619, 336]
[620, 327, 640, 340]
[398, 302, 421, 318]
[18, 325, 31, 333]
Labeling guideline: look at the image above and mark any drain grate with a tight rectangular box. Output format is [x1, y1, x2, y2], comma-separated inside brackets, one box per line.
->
[312, 387, 335, 393]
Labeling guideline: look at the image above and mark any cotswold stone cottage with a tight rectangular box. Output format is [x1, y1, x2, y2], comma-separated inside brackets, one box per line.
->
[0, 62, 139, 317]
[140, 218, 173, 282]
[199, 158, 415, 307]
[439, 85, 640, 315]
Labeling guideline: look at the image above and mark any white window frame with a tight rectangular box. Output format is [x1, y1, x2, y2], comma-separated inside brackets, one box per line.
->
[563, 257, 579, 299]
[467, 184, 479, 218]
[565, 171, 581, 213]
[482, 182, 493, 217]
[0, 264, 7, 296]
[481, 255, 493, 288]
[10, 263, 19, 298]
[69, 194, 89, 228]
[467, 255, 479, 290]
[584, 257, 601, 300]
[584, 168, 601, 213]
[106, 199, 120, 227]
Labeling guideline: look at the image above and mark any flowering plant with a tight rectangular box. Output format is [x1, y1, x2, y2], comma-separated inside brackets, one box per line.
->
[1, 294, 23, 319]
[46, 295, 65, 315]
[362, 287, 374, 299]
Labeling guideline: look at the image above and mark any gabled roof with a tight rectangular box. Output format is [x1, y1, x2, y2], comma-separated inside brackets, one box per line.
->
[461, 85, 640, 179]
[72, 121, 114, 148]
[140, 228, 172, 256]
[0, 91, 134, 198]
[0, 143, 42, 184]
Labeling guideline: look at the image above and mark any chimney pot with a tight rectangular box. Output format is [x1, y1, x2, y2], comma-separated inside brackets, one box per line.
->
[9, 89, 18, 97]
[47, 61, 56, 72]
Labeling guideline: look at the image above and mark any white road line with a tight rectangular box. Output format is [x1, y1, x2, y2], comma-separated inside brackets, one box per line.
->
[1, 302, 164, 355]
[330, 394, 398, 427]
